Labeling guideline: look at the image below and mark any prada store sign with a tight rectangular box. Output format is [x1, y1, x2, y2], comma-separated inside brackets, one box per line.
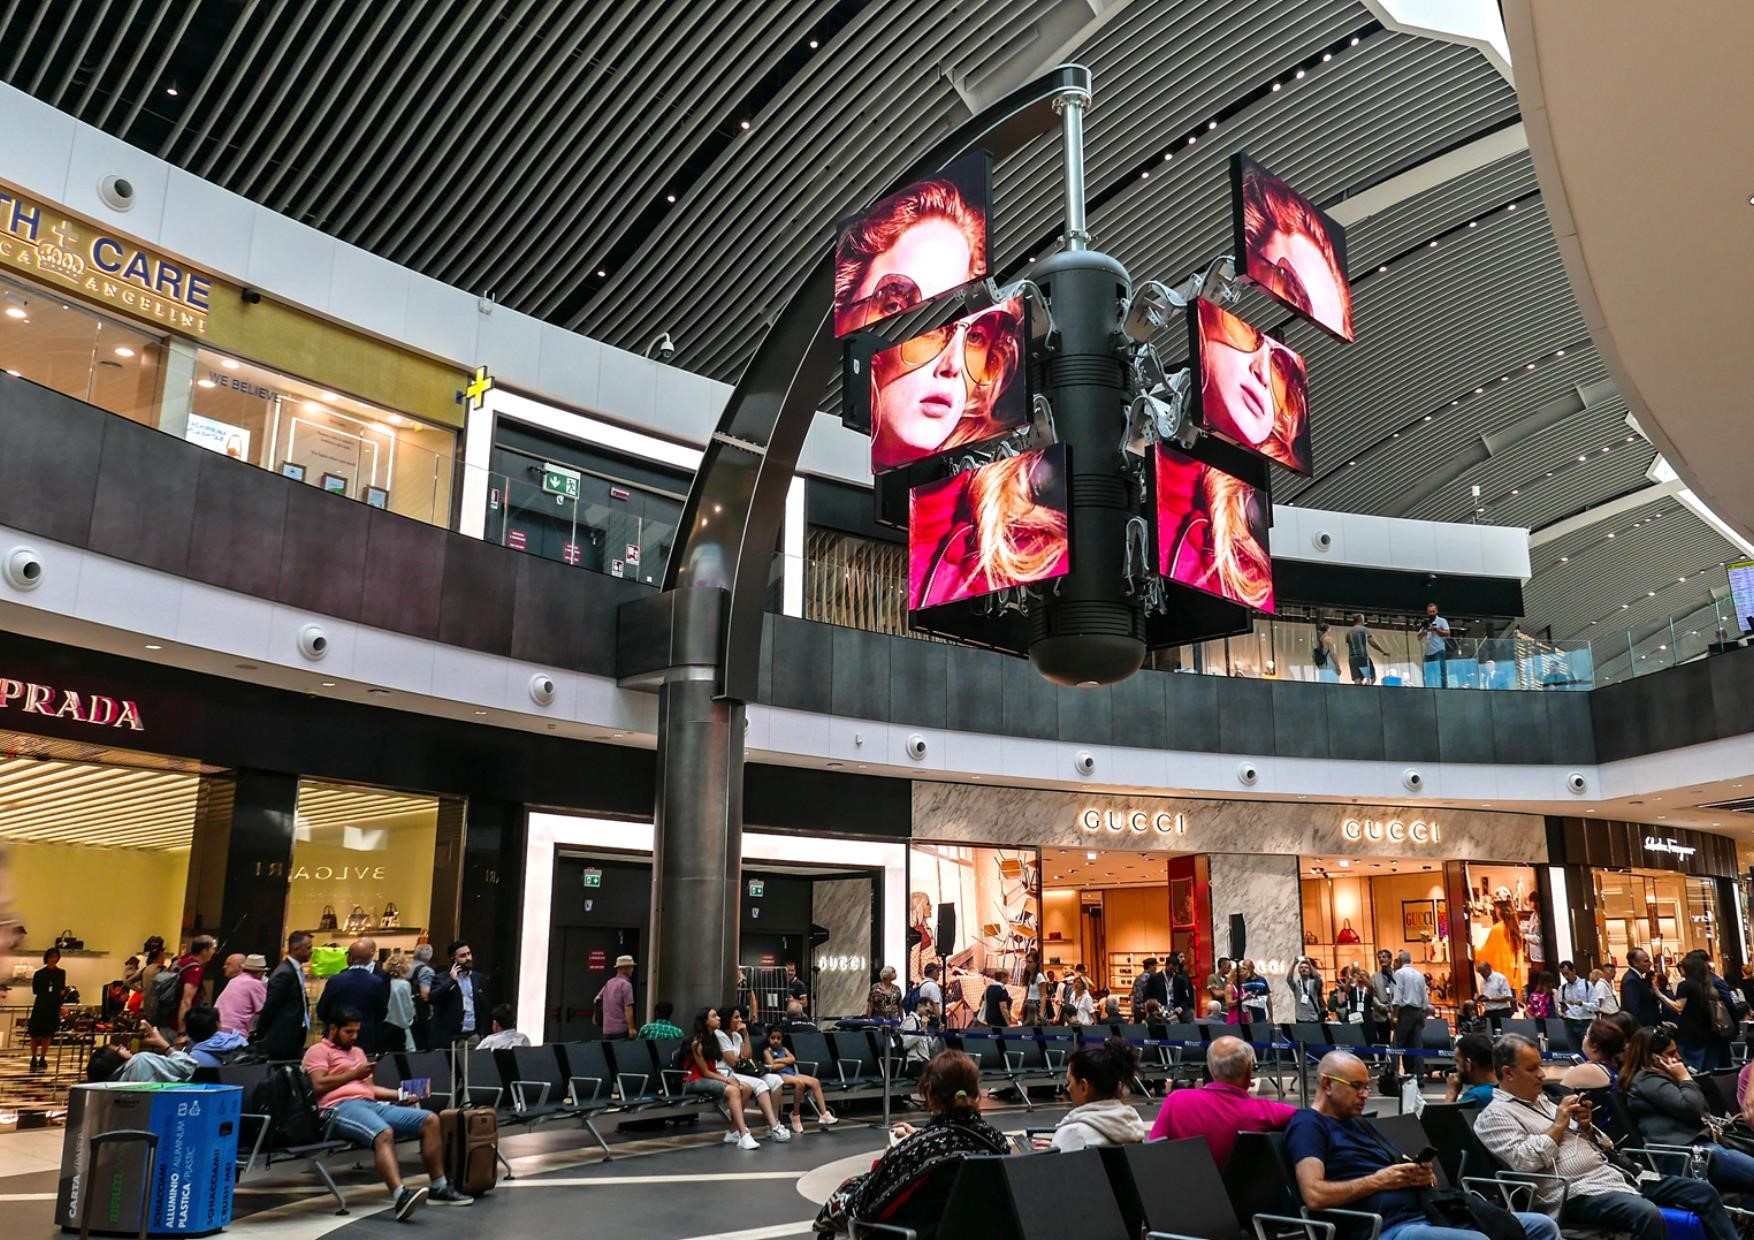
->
[916, 783, 1544, 863]
[1549, 816, 1737, 878]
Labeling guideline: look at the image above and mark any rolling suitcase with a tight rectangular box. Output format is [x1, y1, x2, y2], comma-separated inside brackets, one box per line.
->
[439, 1042, 499, 1195]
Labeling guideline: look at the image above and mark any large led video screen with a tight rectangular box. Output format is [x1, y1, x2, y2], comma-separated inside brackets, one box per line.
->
[1232, 153, 1355, 343]
[1192, 297, 1312, 476]
[833, 151, 991, 338]
[870, 296, 1028, 475]
[908, 444, 1069, 611]
[1154, 444, 1275, 613]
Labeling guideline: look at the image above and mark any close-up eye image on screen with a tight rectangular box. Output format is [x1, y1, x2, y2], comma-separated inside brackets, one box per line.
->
[1193, 297, 1312, 475]
[869, 296, 1028, 475]
[1154, 444, 1275, 613]
[1233, 152, 1354, 342]
[832, 150, 991, 337]
[908, 444, 1070, 611]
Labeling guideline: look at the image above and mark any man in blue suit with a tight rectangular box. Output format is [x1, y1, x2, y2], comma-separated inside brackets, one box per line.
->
[315, 938, 390, 1052]
[1620, 947, 1661, 1027]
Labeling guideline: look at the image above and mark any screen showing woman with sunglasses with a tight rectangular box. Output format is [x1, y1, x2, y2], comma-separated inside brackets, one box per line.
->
[1236, 154, 1354, 343]
[1196, 298, 1312, 475]
[833, 155, 989, 338]
[869, 297, 1027, 474]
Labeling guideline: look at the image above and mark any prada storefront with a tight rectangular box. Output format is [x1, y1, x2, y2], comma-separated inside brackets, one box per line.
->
[1549, 818, 1746, 977]
[908, 783, 1551, 1025]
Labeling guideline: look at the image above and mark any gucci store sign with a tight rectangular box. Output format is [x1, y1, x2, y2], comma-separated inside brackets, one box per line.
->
[914, 782, 1542, 863]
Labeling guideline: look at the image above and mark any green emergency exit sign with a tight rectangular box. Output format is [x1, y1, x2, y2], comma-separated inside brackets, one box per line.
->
[582, 867, 602, 888]
[542, 462, 581, 499]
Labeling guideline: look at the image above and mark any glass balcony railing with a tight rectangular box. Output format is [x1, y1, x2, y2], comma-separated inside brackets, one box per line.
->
[1591, 593, 1749, 686]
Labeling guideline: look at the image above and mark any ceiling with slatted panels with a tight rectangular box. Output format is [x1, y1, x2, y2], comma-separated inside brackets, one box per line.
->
[0, 0, 1728, 659]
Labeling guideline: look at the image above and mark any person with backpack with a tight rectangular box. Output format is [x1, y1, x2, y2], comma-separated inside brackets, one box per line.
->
[1311, 622, 1340, 682]
[304, 1005, 474, 1216]
[1345, 615, 1392, 684]
[155, 934, 216, 1037]
[1658, 951, 1734, 1071]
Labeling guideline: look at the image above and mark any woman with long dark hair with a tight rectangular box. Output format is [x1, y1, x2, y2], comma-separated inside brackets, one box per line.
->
[1624, 1026, 1754, 1194]
[814, 1050, 1007, 1238]
[682, 1007, 769, 1151]
[1658, 953, 1722, 1071]
[1048, 1037, 1148, 1151]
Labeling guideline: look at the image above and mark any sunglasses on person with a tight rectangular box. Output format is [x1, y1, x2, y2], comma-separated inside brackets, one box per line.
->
[843, 273, 923, 328]
[1269, 256, 1313, 315]
[1206, 307, 1288, 358]
[884, 306, 1021, 387]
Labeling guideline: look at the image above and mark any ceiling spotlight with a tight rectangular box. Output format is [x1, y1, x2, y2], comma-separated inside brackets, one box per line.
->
[197, 378, 216, 388]
[320, 681, 336, 687]
[1140, 171, 1149, 179]
[1322, 52, 1332, 62]
[1510, 489, 1519, 495]
[1295, 68, 1306, 79]
[1163, 151, 1173, 160]
[1429, 240, 1439, 248]
[665, 193, 676, 203]
[1351, 35, 1360, 45]
[809, 39, 818, 49]
[1475, 507, 1485, 514]
[1559, 555, 1568, 562]
[143, 643, 162, 651]
[1647, 591, 1656, 597]
[1507, 203, 1517, 211]
[739, 119, 751, 131]
[1556, 348, 1566, 357]
[2, 294, 25, 319]
[1525, 362, 1535, 369]
[165, 81, 179, 97]
[1679, 575, 1688, 582]
[113, 346, 135, 358]
[1474, 387, 1484, 394]
[1468, 221, 1478, 229]
[1187, 135, 1196, 145]
[1378, 265, 1388, 273]
[597, 269, 607, 278]
[1207, 120, 1217, 130]
[1086, 851, 1097, 861]
[1625, 434, 1635, 442]
[1577, 455, 1587, 462]
[1271, 82, 1281, 92]
[221, 358, 239, 369]
[1347, 460, 1357, 467]
[1606, 531, 1615, 537]
[1499, 375, 1509, 382]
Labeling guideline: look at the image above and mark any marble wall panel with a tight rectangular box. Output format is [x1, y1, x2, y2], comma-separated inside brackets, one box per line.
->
[1207, 853, 1303, 978]
[812, 876, 873, 1018]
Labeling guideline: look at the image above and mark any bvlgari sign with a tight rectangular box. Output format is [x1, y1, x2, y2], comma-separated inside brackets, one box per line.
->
[0, 676, 144, 731]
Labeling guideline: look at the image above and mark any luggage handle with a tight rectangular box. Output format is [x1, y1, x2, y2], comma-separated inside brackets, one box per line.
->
[80, 1129, 159, 1240]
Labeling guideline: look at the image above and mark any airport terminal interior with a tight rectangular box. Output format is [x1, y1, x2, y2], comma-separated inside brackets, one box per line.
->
[2, 3, 1754, 1239]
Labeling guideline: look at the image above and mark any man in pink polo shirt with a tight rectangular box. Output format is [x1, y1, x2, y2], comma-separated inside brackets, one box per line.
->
[1149, 1034, 1295, 1168]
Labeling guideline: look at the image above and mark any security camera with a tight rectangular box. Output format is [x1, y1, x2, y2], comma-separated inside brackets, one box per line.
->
[1402, 769, 1425, 792]
[241, 288, 263, 305]
[1074, 751, 1096, 776]
[645, 331, 676, 360]
[1237, 761, 1259, 786]
[1312, 530, 1333, 552]
[296, 623, 329, 661]
[1566, 772, 1588, 795]
[98, 174, 135, 211]
[3, 547, 43, 591]
[905, 734, 928, 761]
[529, 673, 557, 706]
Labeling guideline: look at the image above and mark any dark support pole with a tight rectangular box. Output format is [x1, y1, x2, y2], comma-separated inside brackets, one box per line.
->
[651, 673, 745, 1021]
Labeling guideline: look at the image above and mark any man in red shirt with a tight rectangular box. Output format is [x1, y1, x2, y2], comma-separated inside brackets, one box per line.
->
[302, 1006, 472, 1218]
[174, 936, 217, 1033]
[1148, 1034, 1295, 1167]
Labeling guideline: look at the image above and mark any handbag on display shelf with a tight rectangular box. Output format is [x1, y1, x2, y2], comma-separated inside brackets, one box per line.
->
[1336, 920, 1361, 945]
[317, 906, 339, 932]
[54, 929, 85, 951]
[344, 905, 371, 934]
[380, 902, 401, 930]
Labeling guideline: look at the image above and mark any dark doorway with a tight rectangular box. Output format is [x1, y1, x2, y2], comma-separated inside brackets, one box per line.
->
[546, 925, 640, 1043]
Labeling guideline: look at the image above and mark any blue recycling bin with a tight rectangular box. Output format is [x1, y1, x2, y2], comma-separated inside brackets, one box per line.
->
[55, 1082, 242, 1236]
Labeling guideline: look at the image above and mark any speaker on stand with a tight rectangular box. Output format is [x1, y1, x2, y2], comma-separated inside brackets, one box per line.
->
[1229, 913, 1247, 962]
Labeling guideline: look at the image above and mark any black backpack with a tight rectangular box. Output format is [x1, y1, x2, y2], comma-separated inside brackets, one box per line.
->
[249, 1064, 324, 1148]
[1311, 642, 1328, 667]
[147, 968, 183, 1027]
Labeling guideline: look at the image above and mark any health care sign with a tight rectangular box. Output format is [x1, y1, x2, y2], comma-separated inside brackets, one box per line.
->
[0, 185, 214, 334]
[0, 674, 144, 731]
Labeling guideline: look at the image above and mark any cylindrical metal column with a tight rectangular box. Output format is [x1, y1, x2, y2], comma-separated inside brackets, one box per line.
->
[648, 673, 745, 1024]
[1057, 90, 1091, 251]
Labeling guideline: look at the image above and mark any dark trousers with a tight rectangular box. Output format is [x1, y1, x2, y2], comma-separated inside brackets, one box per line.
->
[1562, 1176, 1737, 1240]
[1393, 1007, 1425, 1076]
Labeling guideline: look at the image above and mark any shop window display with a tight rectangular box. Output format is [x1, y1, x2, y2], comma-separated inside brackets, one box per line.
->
[287, 782, 449, 1005]
[1462, 864, 1544, 995]
[1302, 858, 1455, 1012]
[1591, 869, 1718, 973]
[190, 349, 455, 525]
[0, 272, 162, 424]
[907, 843, 1038, 1028]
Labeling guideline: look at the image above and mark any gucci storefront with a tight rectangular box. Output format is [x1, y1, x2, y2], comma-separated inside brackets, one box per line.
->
[908, 782, 1551, 1024]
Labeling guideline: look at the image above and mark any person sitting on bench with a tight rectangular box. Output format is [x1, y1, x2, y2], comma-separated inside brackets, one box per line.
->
[1149, 1034, 1293, 1167]
[1288, 1050, 1560, 1240]
[1048, 1036, 1148, 1151]
[1474, 1034, 1739, 1240]
[1442, 1031, 1496, 1107]
[303, 1005, 474, 1219]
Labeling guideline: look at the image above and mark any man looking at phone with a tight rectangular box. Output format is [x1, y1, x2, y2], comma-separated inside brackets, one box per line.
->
[1474, 1035, 1737, 1240]
[303, 1006, 473, 1217]
[1288, 1051, 1559, 1240]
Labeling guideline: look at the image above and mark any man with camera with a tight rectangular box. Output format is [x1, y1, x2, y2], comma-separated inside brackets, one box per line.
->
[1474, 1035, 1737, 1240]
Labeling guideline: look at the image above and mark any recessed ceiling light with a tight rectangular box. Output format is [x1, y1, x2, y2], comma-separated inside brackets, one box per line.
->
[739, 119, 751, 130]
[220, 358, 239, 370]
[113, 346, 135, 358]
[320, 681, 336, 687]
[1322, 52, 1332, 62]
[197, 378, 216, 388]
[1474, 387, 1484, 394]
[1295, 68, 1305, 79]
[1187, 135, 1196, 145]
[666, 193, 676, 203]
[1087, 851, 1097, 861]
[1378, 265, 1388, 273]
[1207, 120, 1217, 130]
[6, 370, 21, 377]
[1163, 151, 1174, 161]
[473, 709, 487, 716]
[1351, 35, 1360, 45]
[143, 643, 162, 651]
[3, 306, 24, 319]
[597, 269, 607, 278]
[1140, 171, 1149, 180]
[319, 390, 338, 401]
[1429, 240, 1439, 249]
[1507, 203, 1517, 211]
[1271, 83, 1281, 92]
[1469, 221, 1479, 229]
[1525, 362, 1535, 369]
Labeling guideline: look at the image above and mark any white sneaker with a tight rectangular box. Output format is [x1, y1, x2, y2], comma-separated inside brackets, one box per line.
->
[771, 1125, 792, 1142]
[819, 1112, 839, 1127]
[723, 1131, 742, 1144]
[737, 1133, 760, 1151]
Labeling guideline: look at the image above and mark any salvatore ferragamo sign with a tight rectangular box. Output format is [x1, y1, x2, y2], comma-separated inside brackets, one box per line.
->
[0, 675, 144, 731]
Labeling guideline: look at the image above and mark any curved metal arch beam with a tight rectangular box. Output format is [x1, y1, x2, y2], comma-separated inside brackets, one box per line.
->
[661, 63, 1092, 703]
